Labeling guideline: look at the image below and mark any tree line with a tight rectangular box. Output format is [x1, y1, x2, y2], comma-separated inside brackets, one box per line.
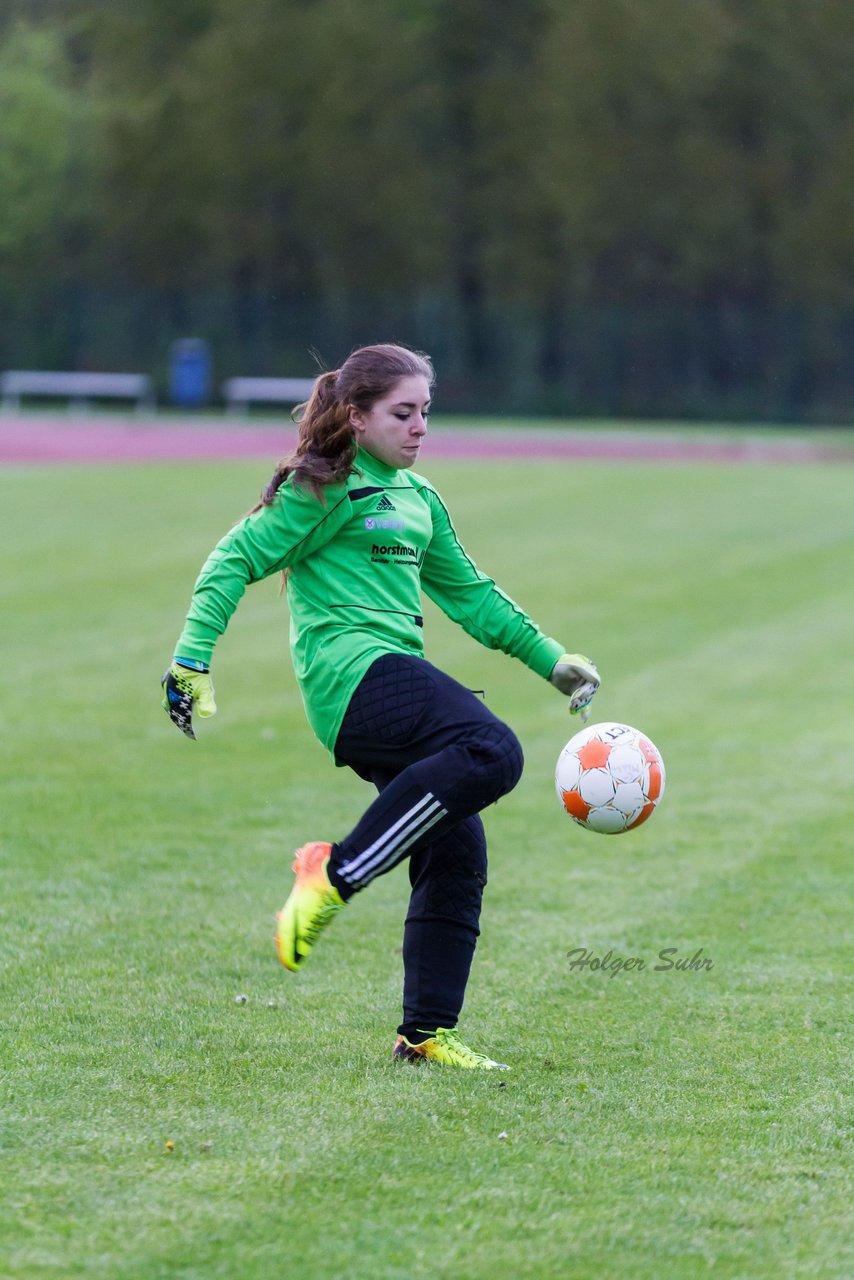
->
[1, 0, 852, 418]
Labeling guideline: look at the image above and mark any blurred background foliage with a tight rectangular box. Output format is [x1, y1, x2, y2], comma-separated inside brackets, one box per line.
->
[1, 0, 852, 418]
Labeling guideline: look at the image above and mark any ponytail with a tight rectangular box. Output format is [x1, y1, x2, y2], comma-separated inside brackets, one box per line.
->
[251, 369, 355, 512]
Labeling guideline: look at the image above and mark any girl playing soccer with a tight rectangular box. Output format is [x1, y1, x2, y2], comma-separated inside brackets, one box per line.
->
[163, 343, 599, 1069]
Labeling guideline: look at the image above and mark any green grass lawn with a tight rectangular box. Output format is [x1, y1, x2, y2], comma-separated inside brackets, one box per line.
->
[1, 449, 851, 1279]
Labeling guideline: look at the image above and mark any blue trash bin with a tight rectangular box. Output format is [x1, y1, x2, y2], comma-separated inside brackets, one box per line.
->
[170, 339, 212, 407]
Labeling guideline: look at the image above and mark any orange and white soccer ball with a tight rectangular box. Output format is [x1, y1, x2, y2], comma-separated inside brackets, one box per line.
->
[556, 722, 665, 834]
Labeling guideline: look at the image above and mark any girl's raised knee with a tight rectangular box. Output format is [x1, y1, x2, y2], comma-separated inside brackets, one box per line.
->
[474, 721, 524, 798]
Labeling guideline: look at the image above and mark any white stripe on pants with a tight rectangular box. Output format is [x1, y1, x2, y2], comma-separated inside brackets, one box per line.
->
[338, 792, 448, 886]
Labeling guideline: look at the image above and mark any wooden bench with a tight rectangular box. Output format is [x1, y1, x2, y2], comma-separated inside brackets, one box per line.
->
[0, 370, 154, 414]
[222, 376, 316, 415]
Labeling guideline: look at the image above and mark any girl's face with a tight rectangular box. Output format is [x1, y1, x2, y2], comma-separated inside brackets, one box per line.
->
[349, 375, 432, 470]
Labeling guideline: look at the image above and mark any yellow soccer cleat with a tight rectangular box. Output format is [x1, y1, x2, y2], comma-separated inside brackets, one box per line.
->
[393, 1027, 510, 1070]
[275, 842, 345, 972]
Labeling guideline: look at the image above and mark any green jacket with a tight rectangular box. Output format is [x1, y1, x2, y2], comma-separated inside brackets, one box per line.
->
[175, 447, 565, 756]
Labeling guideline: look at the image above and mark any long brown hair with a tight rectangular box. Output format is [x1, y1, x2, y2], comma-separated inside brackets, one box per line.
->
[252, 343, 435, 510]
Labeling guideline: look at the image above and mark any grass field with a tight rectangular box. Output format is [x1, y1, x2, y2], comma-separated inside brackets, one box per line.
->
[1, 446, 852, 1279]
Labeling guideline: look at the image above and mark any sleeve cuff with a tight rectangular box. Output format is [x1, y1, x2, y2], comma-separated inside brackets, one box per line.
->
[526, 635, 567, 680]
[173, 618, 219, 667]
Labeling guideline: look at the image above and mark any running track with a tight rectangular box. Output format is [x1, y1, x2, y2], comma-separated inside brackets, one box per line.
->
[1, 414, 852, 465]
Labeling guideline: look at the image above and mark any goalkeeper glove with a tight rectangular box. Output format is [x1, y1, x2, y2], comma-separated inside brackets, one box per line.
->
[161, 659, 217, 740]
[549, 653, 600, 722]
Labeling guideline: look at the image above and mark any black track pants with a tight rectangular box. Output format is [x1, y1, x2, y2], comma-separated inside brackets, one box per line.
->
[331, 654, 524, 1037]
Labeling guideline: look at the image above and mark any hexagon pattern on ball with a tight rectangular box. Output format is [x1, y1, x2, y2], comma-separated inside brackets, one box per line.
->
[555, 722, 665, 834]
